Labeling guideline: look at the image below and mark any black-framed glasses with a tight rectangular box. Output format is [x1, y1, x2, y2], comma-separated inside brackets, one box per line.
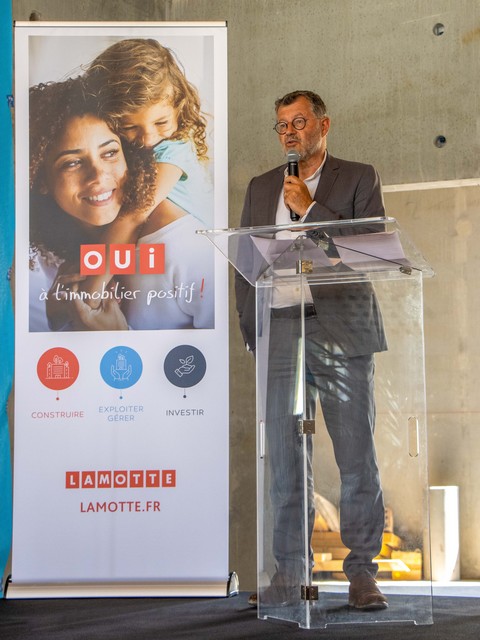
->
[274, 116, 316, 135]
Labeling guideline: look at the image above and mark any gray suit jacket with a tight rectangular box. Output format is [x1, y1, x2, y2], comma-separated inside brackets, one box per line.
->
[235, 153, 388, 356]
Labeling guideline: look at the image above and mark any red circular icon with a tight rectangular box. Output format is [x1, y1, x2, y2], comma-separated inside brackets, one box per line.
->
[37, 347, 80, 391]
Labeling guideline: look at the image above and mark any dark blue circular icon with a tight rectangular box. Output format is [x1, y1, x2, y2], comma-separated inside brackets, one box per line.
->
[164, 345, 206, 388]
[100, 346, 143, 389]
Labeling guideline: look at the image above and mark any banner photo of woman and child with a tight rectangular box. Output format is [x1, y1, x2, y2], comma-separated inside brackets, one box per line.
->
[11, 24, 229, 594]
[24, 27, 223, 333]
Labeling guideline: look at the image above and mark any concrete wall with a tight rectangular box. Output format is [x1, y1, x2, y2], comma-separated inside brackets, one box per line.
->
[12, 0, 480, 587]
[385, 185, 480, 578]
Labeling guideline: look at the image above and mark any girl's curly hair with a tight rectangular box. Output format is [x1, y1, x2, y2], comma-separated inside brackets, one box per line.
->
[29, 76, 157, 265]
[84, 38, 208, 160]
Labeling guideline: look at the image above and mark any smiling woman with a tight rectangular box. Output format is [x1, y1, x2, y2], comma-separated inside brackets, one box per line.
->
[42, 114, 127, 226]
[28, 76, 157, 331]
[42, 113, 128, 227]
[29, 77, 156, 264]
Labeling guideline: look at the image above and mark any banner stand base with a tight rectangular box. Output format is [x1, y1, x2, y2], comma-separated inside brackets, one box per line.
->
[5, 578, 231, 599]
[227, 571, 239, 597]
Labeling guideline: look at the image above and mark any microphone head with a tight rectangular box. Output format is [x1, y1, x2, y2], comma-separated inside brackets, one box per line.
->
[287, 150, 300, 163]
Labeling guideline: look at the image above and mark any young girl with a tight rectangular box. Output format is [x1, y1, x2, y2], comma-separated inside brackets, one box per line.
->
[78, 38, 215, 329]
[86, 38, 212, 227]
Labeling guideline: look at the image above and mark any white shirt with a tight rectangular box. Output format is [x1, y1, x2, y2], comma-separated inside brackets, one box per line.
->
[275, 157, 326, 227]
[272, 155, 326, 308]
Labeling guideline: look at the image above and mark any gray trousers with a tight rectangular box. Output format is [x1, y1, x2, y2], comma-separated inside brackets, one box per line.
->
[265, 313, 385, 581]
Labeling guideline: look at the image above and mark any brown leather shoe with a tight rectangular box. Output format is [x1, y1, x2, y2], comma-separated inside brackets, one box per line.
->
[348, 573, 388, 610]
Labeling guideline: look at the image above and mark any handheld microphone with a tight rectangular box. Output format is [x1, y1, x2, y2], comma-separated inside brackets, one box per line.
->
[287, 150, 300, 221]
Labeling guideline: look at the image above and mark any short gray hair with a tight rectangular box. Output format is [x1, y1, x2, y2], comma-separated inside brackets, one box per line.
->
[275, 90, 327, 118]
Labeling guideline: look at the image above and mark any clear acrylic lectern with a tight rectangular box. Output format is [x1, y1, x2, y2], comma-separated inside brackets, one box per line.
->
[198, 218, 434, 629]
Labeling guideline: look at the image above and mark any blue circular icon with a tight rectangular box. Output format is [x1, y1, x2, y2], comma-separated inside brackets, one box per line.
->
[100, 346, 143, 389]
[164, 345, 206, 389]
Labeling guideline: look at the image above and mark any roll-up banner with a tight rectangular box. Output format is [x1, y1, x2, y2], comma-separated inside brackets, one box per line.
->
[10, 22, 229, 598]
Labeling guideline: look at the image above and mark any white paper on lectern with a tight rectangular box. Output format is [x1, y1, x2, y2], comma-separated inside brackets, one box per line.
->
[332, 230, 409, 269]
[250, 235, 330, 307]
[251, 236, 332, 268]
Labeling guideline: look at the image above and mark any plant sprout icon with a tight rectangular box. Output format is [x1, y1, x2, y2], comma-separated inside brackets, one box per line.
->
[164, 345, 205, 397]
[175, 355, 196, 378]
[111, 352, 132, 381]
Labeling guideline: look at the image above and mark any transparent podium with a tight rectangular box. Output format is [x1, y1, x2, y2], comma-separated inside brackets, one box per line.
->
[198, 217, 434, 629]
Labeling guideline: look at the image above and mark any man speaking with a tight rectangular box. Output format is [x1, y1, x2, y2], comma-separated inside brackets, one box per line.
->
[235, 90, 388, 610]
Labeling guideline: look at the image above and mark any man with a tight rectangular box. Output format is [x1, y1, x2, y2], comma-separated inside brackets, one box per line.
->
[235, 90, 388, 610]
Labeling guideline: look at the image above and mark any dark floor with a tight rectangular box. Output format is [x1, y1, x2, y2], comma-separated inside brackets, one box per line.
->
[1, 593, 480, 640]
